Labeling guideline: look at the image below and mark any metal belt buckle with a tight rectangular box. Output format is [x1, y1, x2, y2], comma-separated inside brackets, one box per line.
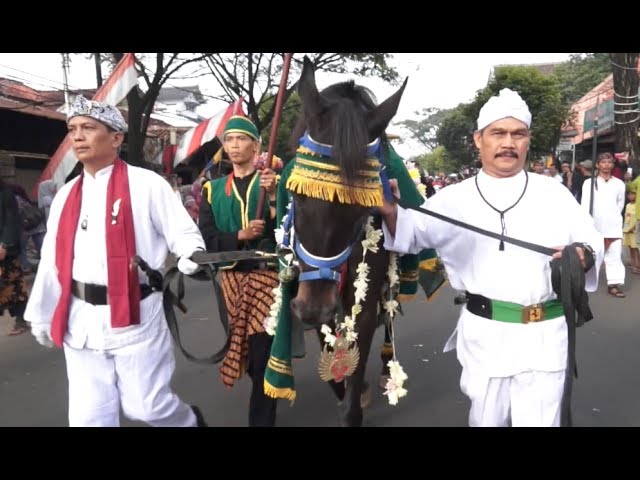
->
[77, 282, 85, 301]
[522, 303, 544, 324]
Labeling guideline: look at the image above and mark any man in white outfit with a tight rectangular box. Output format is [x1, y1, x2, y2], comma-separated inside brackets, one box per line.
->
[25, 96, 206, 427]
[580, 152, 627, 298]
[379, 88, 604, 427]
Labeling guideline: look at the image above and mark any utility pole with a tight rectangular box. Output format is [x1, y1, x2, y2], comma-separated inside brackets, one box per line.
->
[61, 53, 71, 113]
[589, 97, 599, 217]
[94, 53, 103, 88]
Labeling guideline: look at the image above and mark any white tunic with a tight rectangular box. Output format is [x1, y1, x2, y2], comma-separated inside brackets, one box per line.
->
[25, 163, 205, 351]
[580, 175, 626, 238]
[383, 169, 604, 377]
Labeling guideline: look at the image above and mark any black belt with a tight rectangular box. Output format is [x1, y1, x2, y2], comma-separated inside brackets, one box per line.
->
[71, 280, 155, 305]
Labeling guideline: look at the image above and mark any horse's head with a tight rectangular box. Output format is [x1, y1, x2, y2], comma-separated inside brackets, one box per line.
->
[287, 56, 407, 327]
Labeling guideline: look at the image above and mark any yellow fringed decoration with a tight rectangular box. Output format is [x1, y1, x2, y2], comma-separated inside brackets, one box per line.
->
[263, 381, 297, 402]
[287, 168, 383, 207]
[419, 258, 439, 272]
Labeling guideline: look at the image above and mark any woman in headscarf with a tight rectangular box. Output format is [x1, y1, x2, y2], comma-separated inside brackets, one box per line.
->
[37, 180, 57, 223]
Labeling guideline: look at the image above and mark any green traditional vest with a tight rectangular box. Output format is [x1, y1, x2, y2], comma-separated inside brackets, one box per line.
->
[206, 172, 275, 253]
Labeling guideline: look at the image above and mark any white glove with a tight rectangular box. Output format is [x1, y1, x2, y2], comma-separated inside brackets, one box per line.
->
[178, 256, 201, 275]
[31, 324, 54, 349]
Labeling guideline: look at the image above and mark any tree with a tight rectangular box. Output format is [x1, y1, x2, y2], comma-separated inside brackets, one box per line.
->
[110, 53, 211, 167]
[552, 53, 611, 105]
[610, 53, 639, 170]
[396, 107, 452, 152]
[437, 65, 566, 164]
[90, 54, 398, 169]
[435, 104, 478, 170]
[259, 92, 302, 162]
[416, 145, 457, 175]
[200, 53, 399, 134]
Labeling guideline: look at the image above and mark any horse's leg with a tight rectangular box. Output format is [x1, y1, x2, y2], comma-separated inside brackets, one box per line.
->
[340, 309, 377, 427]
[379, 315, 394, 390]
[314, 327, 346, 403]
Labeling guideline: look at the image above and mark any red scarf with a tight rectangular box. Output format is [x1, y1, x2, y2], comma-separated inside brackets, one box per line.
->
[51, 158, 140, 347]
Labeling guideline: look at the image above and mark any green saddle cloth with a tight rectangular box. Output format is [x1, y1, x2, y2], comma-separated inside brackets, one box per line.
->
[385, 144, 445, 302]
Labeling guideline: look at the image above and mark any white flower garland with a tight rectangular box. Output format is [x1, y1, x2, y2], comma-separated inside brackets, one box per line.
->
[382, 252, 408, 406]
[264, 202, 293, 336]
[321, 217, 408, 406]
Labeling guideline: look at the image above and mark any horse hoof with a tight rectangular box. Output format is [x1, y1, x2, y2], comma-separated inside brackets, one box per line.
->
[378, 375, 390, 390]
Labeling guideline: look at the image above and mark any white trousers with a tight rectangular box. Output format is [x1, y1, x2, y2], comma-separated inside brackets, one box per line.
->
[64, 328, 196, 427]
[604, 239, 625, 286]
[460, 367, 566, 427]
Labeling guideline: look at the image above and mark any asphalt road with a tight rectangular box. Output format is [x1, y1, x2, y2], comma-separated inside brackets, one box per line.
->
[1, 257, 639, 427]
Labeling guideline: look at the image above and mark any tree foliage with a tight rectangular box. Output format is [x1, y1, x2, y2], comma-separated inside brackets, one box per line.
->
[415, 145, 457, 175]
[435, 104, 477, 170]
[437, 65, 566, 165]
[200, 53, 398, 134]
[111, 53, 210, 167]
[85, 53, 398, 169]
[396, 107, 451, 152]
[552, 53, 611, 105]
[259, 92, 302, 162]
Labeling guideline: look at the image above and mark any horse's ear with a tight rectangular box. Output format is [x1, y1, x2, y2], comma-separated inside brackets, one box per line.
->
[367, 77, 408, 140]
[298, 56, 323, 119]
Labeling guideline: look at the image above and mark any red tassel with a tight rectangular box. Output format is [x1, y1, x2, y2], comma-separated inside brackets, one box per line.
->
[225, 173, 234, 197]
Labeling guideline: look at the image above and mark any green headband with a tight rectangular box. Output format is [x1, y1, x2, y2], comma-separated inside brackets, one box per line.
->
[223, 115, 259, 141]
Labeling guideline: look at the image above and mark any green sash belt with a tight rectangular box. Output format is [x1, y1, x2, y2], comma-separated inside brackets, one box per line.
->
[477, 298, 564, 323]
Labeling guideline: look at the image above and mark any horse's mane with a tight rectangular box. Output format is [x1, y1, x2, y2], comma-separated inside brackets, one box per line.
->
[290, 80, 384, 185]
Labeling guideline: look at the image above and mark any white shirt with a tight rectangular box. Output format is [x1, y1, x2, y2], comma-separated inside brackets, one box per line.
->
[580, 175, 626, 238]
[25, 163, 205, 351]
[383, 169, 604, 377]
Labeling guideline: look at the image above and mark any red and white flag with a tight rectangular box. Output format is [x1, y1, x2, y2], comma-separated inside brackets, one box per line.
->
[38, 53, 138, 189]
[173, 96, 245, 167]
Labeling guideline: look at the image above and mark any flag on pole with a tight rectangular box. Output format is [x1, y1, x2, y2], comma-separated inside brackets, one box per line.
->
[38, 53, 138, 190]
[173, 96, 245, 167]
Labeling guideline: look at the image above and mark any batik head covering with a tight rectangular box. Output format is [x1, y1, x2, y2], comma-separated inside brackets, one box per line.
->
[67, 95, 128, 133]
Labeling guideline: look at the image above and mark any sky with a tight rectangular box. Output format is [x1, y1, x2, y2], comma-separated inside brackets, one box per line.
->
[0, 53, 573, 158]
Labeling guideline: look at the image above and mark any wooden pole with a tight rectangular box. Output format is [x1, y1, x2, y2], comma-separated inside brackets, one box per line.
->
[255, 53, 293, 218]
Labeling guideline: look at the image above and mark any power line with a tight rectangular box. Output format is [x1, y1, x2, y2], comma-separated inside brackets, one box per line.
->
[608, 57, 640, 71]
[0, 63, 85, 92]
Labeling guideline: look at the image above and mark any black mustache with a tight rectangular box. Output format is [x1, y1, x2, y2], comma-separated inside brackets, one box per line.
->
[496, 151, 519, 159]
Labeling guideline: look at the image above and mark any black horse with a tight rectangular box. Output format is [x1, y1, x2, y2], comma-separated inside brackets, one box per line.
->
[286, 57, 407, 426]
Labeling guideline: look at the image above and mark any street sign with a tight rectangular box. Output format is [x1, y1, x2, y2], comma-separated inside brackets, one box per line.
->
[557, 138, 574, 151]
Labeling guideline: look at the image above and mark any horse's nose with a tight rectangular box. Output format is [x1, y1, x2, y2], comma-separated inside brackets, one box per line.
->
[290, 297, 338, 327]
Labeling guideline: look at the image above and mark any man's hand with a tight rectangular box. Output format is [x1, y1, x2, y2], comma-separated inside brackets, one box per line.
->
[259, 169, 277, 195]
[239, 219, 266, 241]
[178, 256, 201, 275]
[379, 179, 400, 217]
[31, 324, 54, 348]
[552, 244, 587, 269]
